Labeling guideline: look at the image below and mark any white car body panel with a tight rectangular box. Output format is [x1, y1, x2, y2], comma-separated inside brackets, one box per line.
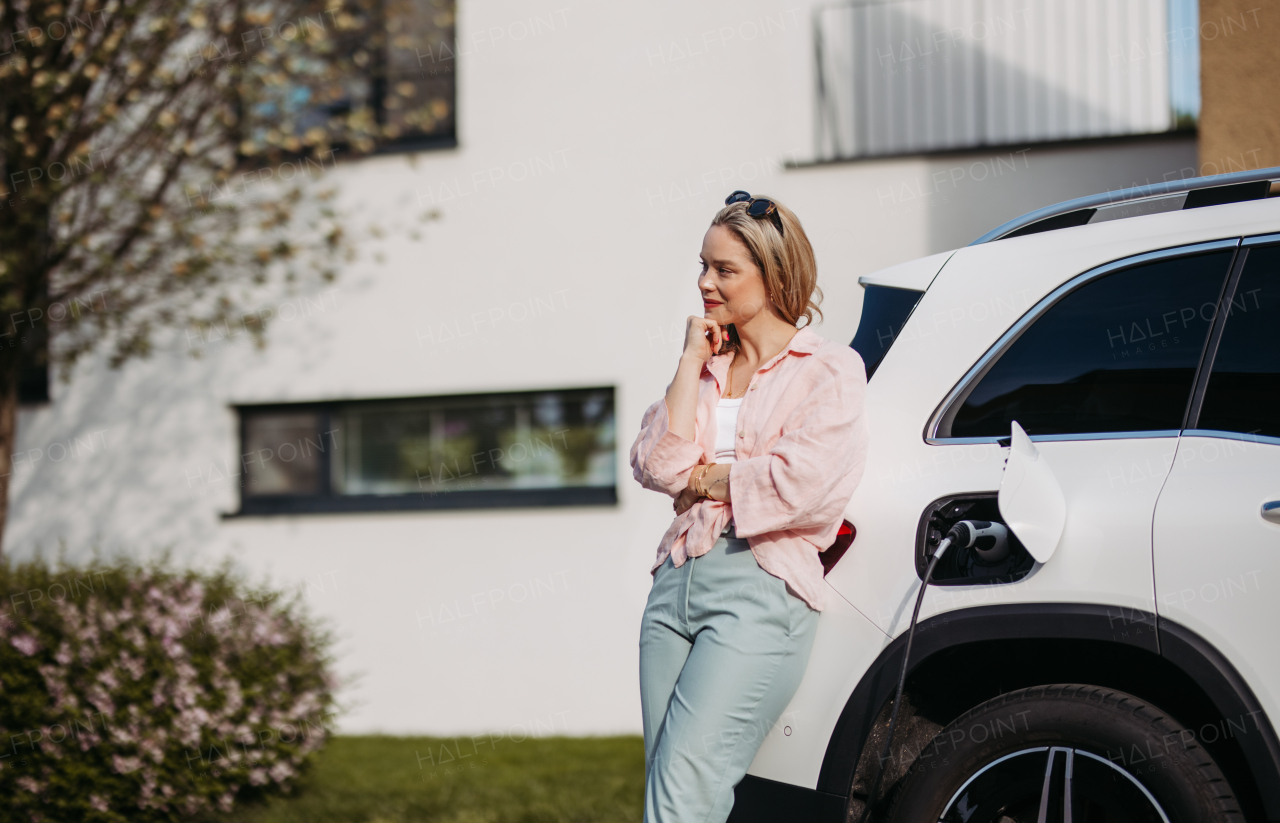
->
[743, 196, 1280, 787]
[744, 584, 888, 789]
[830, 435, 1179, 638]
[1154, 435, 1280, 735]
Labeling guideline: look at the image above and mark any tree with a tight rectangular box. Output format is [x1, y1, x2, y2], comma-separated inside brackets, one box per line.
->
[0, 0, 454, 551]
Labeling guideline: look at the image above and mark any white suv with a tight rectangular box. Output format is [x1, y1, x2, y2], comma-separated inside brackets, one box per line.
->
[727, 168, 1280, 823]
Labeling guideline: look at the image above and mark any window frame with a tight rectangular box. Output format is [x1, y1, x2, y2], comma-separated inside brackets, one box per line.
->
[1183, 232, 1280, 449]
[925, 238, 1242, 445]
[228, 387, 618, 517]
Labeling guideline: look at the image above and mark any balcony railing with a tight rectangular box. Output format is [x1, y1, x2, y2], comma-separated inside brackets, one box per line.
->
[813, 0, 1199, 161]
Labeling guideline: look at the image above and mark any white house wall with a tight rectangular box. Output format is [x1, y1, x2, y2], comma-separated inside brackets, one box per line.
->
[6, 0, 1197, 735]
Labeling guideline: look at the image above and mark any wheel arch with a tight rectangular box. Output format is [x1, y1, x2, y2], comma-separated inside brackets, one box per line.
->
[815, 603, 1280, 822]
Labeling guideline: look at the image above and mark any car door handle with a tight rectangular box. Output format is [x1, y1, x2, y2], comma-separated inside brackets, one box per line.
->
[1263, 501, 1280, 524]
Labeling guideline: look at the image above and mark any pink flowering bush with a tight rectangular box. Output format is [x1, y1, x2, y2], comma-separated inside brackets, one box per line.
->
[0, 557, 338, 822]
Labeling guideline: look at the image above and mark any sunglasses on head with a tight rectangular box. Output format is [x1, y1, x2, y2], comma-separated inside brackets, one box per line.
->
[725, 190, 784, 236]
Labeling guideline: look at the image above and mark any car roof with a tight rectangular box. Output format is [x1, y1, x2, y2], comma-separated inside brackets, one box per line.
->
[971, 165, 1280, 245]
[857, 250, 955, 291]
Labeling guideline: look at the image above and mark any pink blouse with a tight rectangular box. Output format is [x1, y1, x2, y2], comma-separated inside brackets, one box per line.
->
[629, 327, 869, 611]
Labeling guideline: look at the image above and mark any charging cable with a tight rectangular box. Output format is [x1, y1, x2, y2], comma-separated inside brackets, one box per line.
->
[854, 519, 1007, 822]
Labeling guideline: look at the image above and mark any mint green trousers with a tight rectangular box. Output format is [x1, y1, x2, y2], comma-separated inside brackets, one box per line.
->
[639, 522, 819, 823]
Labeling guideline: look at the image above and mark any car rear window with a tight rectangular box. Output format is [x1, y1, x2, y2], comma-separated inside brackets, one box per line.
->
[850, 285, 923, 379]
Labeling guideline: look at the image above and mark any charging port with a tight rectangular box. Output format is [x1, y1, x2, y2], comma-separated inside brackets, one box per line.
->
[915, 493, 1035, 585]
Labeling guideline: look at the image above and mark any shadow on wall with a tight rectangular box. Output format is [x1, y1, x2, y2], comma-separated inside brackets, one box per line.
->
[7, 348, 236, 562]
[5, 283, 351, 563]
[920, 136, 1199, 252]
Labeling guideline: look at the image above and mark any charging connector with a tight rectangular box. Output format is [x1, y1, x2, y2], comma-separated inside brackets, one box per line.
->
[950, 519, 1010, 564]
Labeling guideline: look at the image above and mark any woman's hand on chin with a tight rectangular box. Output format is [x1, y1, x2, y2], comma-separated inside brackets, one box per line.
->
[681, 316, 725, 363]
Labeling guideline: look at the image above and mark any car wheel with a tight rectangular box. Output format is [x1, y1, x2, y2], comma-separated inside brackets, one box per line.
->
[886, 683, 1243, 823]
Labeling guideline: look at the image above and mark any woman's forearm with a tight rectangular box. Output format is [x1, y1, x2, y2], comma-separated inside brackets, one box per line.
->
[664, 354, 705, 441]
[673, 462, 731, 515]
[701, 463, 732, 501]
[704, 463, 731, 503]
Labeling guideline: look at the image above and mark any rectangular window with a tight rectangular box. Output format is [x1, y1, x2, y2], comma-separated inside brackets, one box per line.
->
[245, 0, 456, 154]
[234, 388, 616, 514]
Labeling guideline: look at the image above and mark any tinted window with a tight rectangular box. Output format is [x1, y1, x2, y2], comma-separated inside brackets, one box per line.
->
[850, 285, 923, 379]
[946, 251, 1232, 438]
[1198, 244, 1280, 438]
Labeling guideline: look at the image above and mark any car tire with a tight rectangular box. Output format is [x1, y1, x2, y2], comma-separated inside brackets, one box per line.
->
[885, 683, 1243, 823]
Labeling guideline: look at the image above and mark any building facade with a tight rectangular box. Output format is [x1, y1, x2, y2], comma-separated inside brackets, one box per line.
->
[8, 0, 1236, 736]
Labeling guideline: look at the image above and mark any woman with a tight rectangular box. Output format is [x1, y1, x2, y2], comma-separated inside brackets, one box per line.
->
[629, 191, 869, 823]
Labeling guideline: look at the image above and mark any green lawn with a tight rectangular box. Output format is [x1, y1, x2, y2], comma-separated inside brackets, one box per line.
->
[232, 735, 646, 823]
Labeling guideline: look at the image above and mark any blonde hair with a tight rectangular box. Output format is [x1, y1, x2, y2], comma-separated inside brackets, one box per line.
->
[710, 196, 822, 354]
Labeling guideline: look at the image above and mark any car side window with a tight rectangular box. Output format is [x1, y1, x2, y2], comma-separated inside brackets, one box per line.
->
[943, 250, 1234, 438]
[1197, 243, 1280, 439]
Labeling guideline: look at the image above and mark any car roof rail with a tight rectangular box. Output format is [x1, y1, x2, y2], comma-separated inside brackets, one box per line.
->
[971, 165, 1280, 245]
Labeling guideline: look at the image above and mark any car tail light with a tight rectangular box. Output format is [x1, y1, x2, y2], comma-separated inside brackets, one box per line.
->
[821, 520, 856, 576]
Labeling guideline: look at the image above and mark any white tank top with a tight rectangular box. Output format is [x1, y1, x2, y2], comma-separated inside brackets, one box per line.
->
[714, 396, 743, 463]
